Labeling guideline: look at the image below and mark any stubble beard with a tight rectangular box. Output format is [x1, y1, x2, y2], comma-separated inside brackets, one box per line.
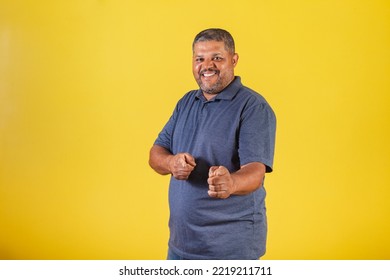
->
[198, 78, 224, 95]
[196, 72, 234, 95]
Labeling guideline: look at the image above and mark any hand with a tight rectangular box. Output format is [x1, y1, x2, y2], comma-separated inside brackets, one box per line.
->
[167, 153, 196, 180]
[207, 166, 236, 199]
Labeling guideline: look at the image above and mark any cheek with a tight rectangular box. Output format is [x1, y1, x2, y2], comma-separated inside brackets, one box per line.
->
[220, 64, 234, 75]
[193, 64, 201, 75]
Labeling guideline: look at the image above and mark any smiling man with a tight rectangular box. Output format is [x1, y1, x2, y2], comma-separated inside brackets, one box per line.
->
[149, 28, 276, 260]
[192, 37, 238, 98]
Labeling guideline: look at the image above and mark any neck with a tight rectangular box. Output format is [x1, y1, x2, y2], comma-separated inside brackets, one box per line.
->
[203, 92, 217, 101]
[202, 76, 236, 100]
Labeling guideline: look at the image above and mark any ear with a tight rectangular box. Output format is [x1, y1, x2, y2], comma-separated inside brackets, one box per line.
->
[232, 53, 239, 67]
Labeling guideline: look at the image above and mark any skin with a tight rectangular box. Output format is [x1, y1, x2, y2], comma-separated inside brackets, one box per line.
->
[192, 40, 238, 100]
[149, 40, 266, 199]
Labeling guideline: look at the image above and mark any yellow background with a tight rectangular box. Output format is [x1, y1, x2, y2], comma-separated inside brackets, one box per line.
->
[1, 0, 389, 259]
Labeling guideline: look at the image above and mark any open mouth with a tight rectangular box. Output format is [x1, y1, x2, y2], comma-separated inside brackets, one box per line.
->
[201, 70, 218, 78]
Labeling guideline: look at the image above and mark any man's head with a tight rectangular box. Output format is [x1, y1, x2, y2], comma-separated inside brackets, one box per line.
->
[192, 28, 239, 97]
[192, 28, 236, 54]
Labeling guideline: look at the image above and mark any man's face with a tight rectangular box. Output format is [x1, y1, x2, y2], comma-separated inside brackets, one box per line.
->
[192, 40, 238, 96]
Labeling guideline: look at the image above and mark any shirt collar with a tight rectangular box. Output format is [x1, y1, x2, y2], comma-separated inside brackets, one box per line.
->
[195, 76, 242, 101]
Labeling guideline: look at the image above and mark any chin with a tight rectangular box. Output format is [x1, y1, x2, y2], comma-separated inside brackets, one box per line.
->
[199, 81, 220, 94]
[203, 90, 218, 95]
[202, 83, 224, 94]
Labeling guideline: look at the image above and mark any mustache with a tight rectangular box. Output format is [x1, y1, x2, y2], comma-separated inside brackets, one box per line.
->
[200, 68, 219, 75]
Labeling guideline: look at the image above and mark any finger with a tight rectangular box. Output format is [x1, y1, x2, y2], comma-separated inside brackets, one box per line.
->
[208, 190, 218, 198]
[178, 156, 187, 168]
[210, 184, 228, 192]
[208, 174, 226, 186]
[208, 190, 229, 199]
[208, 166, 219, 177]
[184, 154, 196, 167]
[208, 184, 217, 192]
[215, 166, 228, 176]
[175, 170, 191, 180]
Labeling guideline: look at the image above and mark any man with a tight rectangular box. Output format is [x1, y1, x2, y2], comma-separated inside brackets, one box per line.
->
[149, 28, 276, 260]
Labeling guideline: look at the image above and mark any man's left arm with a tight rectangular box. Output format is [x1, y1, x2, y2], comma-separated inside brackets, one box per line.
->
[207, 162, 265, 199]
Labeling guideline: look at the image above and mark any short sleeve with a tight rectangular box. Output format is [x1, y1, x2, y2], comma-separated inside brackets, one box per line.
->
[154, 104, 179, 152]
[238, 99, 276, 172]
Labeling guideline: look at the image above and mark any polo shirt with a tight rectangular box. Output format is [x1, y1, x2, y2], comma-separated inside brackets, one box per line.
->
[154, 76, 276, 259]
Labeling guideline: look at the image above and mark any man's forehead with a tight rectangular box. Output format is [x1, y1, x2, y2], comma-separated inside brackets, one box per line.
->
[194, 52, 223, 57]
[193, 41, 227, 54]
[194, 40, 225, 48]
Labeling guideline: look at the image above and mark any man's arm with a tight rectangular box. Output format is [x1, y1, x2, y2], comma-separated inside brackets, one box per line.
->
[207, 162, 265, 199]
[149, 144, 196, 180]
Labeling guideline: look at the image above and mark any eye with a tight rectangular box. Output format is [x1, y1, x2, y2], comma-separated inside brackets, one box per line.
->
[213, 56, 223, 61]
[195, 57, 204, 63]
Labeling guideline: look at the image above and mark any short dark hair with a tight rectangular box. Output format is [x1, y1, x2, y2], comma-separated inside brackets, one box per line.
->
[192, 28, 235, 54]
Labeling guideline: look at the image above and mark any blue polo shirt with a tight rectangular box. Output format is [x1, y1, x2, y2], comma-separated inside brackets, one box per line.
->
[154, 76, 276, 259]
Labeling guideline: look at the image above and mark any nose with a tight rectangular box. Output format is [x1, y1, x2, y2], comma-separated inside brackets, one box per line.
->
[202, 58, 216, 69]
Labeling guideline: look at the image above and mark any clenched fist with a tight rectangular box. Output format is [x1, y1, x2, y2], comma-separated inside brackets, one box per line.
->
[168, 153, 196, 180]
[207, 166, 236, 199]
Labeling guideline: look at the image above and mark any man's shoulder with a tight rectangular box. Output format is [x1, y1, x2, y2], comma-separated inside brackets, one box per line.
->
[179, 89, 199, 100]
[238, 84, 270, 107]
[174, 89, 200, 110]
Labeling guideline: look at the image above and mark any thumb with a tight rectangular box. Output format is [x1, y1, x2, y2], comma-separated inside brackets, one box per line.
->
[215, 166, 228, 176]
[184, 154, 196, 167]
[208, 166, 219, 177]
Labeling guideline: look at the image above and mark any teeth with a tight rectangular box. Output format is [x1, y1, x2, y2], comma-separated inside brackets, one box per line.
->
[203, 72, 216, 77]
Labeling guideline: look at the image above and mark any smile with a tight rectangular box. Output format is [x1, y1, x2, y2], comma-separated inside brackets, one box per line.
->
[201, 71, 218, 77]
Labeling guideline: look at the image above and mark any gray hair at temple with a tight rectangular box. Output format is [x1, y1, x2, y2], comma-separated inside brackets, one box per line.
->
[192, 28, 235, 54]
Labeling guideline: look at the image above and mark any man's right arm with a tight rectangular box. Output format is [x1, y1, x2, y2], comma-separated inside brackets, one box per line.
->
[149, 144, 196, 180]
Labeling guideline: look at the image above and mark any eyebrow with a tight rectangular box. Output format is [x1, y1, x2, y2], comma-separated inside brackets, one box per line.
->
[194, 52, 224, 57]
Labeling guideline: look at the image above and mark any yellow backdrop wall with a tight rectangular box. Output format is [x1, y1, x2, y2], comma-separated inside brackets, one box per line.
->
[0, 0, 389, 259]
